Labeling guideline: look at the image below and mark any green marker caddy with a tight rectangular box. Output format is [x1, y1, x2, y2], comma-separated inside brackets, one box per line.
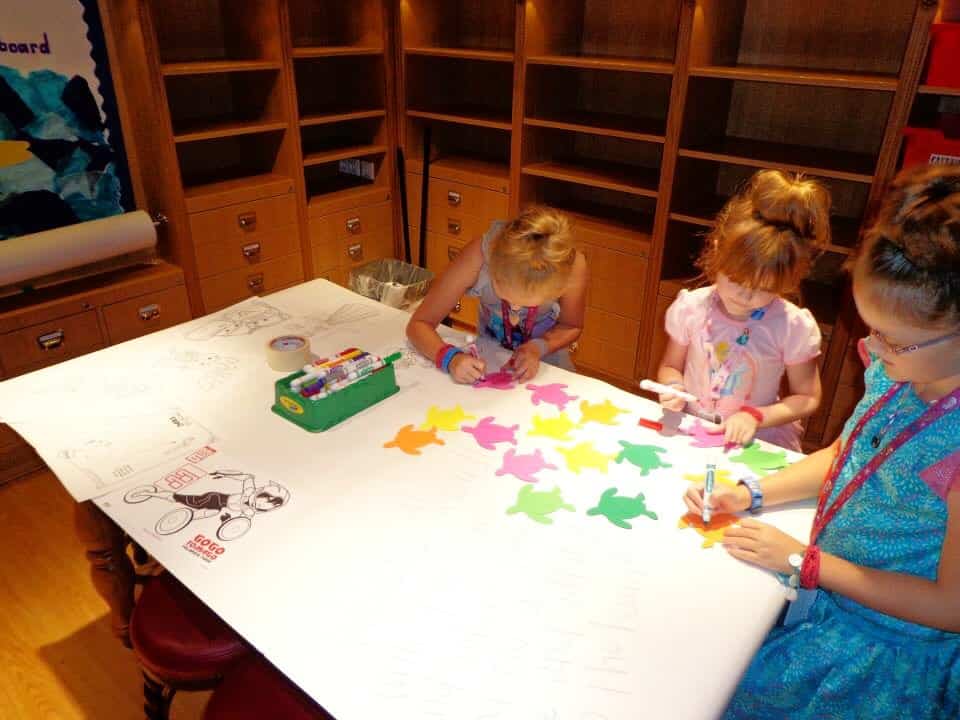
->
[272, 352, 401, 432]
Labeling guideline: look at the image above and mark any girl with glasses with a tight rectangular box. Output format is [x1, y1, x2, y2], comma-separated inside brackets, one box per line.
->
[686, 164, 960, 719]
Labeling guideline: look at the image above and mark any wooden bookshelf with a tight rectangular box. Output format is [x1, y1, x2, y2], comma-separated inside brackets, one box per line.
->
[173, 121, 289, 144]
[917, 85, 960, 97]
[160, 60, 283, 76]
[103, 0, 936, 450]
[405, 47, 514, 62]
[522, 161, 659, 198]
[688, 65, 899, 92]
[407, 108, 513, 131]
[299, 109, 386, 127]
[291, 46, 383, 58]
[303, 144, 388, 167]
[525, 55, 674, 74]
[678, 139, 877, 184]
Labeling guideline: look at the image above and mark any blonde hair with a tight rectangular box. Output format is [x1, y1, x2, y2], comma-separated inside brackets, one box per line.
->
[489, 205, 575, 296]
[698, 170, 831, 295]
[855, 164, 960, 328]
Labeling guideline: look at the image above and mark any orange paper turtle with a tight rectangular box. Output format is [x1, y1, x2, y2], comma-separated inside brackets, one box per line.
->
[384, 424, 445, 455]
[678, 512, 739, 548]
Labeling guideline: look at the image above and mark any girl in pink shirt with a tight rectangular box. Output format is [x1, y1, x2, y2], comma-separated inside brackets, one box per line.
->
[656, 170, 829, 451]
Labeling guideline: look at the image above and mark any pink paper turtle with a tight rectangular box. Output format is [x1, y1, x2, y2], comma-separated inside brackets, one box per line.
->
[495, 449, 558, 483]
[525, 383, 578, 411]
[686, 419, 737, 451]
[474, 370, 517, 390]
[462, 416, 519, 450]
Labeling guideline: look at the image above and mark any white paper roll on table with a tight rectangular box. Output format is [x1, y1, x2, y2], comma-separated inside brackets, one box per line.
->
[0, 210, 157, 288]
[266, 335, 312, 371]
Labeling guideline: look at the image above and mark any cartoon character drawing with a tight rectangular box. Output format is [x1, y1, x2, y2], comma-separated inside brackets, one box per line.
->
[185, 301, 291, 341]
[123, 470, 289, 541]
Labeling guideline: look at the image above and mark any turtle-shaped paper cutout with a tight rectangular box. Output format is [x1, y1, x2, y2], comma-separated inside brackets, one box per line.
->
[475, 370, 517, 390]
[678, 512, 739, 548]
[526, 383, 578, 411]
[682, 468, 737, 488]
[495, 448, 557, 483]
[614, 442, 671, 475]
[384, 425, 445, 456]
[578, 399, 628, 426]
[506, 485, 575, 524]
[462, 416, 519, 451]
[528, 413, 577, 441]
[587, 488, 658, 529]
[557, 441, 616, 474]
[730, 443, 789, 476]
[686, 419, 736, 450]
[421, 405, 476, 432]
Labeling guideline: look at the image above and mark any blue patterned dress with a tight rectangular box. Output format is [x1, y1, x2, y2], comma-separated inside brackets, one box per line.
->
[724, 360, 960, 719]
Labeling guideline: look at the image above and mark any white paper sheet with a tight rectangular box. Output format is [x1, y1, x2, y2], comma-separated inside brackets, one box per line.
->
[5, 280, 815, 718]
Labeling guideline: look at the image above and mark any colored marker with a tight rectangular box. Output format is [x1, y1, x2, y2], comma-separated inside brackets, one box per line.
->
[462, 334, 479, 359]
[638, 418, 664, 432]
[703, 463, 716, 525]
[638, 379, 697, 404]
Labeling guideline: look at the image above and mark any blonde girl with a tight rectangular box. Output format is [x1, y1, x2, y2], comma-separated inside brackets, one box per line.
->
[407, 206, 588, 383]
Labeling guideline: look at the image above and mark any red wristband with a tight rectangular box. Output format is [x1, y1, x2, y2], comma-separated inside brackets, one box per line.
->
[434, 343, 454, 369]
[800, 545, 821, 589]
[740, 405, 764, 424]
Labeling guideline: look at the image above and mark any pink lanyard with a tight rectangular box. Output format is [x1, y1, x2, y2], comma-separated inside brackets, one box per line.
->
[811, 382, 960, 544]
[500, 300, 537, 351]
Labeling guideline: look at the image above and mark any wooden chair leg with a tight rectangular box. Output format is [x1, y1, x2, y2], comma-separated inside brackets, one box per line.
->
[73, 501, 135, 647]
[142, 671, 176, 720]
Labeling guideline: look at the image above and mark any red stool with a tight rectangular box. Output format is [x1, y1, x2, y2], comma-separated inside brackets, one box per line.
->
[131, 572, 248, 720]
[204, 657, 333, 719]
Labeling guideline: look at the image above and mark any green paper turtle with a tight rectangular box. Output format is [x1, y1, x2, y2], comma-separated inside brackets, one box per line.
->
[506, 485, 575, 525]
[586, 488, 658, 529]
[615, 441, 671, 475]
[730, 443, 788, 476]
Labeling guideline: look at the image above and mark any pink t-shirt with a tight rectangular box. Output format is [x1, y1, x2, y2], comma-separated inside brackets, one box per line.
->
[665, 286, 822, 451]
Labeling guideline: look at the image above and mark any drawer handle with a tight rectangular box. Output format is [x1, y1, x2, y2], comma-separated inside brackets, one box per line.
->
[346, 217, 362, 235]
[37, 330, 64, 351]
[348, 243, 363, 261]
[447, 245, 461, 261]
[138, 303, 161, 322]
[454, 301, 462, 313]
[247, 273, 265, 293]
[238, 212, 257, 231]
[569, 341, 579, 355]
[447, 219, 461, 235]
[447, 190, 462, 207]
[242, 242, 262, 259]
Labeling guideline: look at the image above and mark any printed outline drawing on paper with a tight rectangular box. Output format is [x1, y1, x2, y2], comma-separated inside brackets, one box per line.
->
[185, 301, 291, 341]
[123, 470, 290, 541]
[58, 410, 216, 490]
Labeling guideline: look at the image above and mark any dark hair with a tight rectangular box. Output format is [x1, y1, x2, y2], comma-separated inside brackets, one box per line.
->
[855, 164, 960, 328]
[698, 170, 831, 294]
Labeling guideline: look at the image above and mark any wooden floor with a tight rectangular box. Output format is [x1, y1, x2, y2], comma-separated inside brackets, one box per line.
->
[0, 471, 210, 719]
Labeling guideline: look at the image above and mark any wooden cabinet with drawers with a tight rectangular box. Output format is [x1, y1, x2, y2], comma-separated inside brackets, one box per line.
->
[0, 262, 190, 484]
[567, 214, 652, 385]
[102, 285, 193, 345]
[309, 196, 396, 285]
[188, 187, 304, 312]
[406, 161, 510, 332]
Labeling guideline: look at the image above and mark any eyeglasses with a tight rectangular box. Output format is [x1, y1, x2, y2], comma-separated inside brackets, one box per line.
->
[866, 327, 960, 356]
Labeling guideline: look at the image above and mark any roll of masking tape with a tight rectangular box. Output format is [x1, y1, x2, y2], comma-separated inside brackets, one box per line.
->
[266, 335, 311, 372]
